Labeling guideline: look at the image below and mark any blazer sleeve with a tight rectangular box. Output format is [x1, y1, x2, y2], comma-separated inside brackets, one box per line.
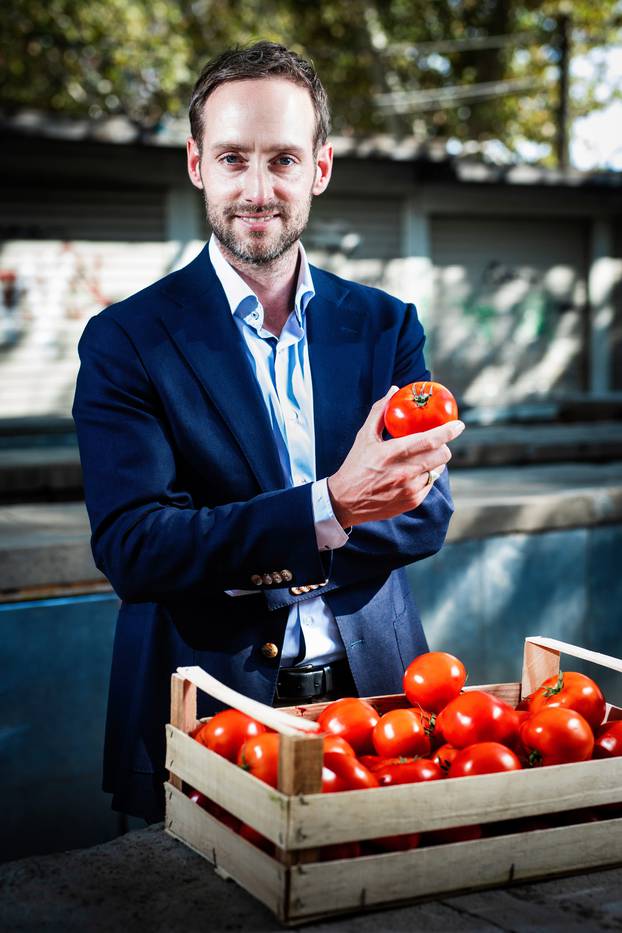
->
[330, 302, 455, 587]
[72, 313, 329, 603]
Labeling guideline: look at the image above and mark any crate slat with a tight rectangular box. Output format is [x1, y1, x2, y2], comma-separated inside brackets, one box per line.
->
[165, 782, 287, 918]
[286, 756, 622, 848]
[165, 724, 290, 846]
[286, 817, 622, 923]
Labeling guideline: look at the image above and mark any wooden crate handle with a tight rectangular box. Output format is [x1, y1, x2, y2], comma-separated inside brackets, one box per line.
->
[175, 665, 321, 736]
[521, 636, 622, 699]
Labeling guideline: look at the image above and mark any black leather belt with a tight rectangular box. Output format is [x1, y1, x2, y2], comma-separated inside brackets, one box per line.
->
[275, 658, 353, 700]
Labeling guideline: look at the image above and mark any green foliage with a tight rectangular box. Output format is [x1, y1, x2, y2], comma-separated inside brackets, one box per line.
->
[1, 0, 620, 159]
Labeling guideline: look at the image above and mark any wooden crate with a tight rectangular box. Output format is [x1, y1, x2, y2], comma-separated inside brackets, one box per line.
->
[165, 636, 622, 926]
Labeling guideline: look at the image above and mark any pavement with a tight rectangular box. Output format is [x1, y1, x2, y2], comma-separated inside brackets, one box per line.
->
[1, 823, 622, 932]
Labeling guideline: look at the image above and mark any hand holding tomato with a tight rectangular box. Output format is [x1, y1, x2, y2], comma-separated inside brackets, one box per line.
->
[327, 385, 464, 529]
[384, 381, 458, 438]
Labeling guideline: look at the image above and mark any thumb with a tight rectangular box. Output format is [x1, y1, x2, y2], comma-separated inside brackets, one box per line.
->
[367, 385, 399, 440]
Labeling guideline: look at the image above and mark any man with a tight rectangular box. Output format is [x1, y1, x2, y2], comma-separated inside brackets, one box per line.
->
[72, 41, 464, 823]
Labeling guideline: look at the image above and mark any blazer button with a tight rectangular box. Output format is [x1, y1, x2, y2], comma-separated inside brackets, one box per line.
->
[290, 586, 302, 596]
[251, 574, 263, 586]
[262, 573, 273, 585]
[281, 569, 293, 582]
[261, 642, 279, 659]
[271, 572, 282, 584]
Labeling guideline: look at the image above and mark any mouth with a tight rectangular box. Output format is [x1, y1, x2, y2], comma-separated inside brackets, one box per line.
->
[235, 213, 280, 229]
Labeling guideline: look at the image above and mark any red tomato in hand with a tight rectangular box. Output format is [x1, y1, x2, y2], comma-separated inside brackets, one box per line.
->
[593, 721, 622, 759]
[520, 708, 594, 766]
[373, 708, 431, 758]
[317, 698, 380, 755]
[403, 651, 467, 713]
[384, 381, 458, 437]
[194, 709, 266, 762]
[436, 691, 520, 749]
[527, 671, 606, 731]
[375, 757, 442, 786]
[448, 742, 522, 778]
[238, 733, 280, 787]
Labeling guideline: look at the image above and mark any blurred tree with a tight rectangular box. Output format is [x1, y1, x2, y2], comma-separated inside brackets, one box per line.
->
[1, 0, 620, 161]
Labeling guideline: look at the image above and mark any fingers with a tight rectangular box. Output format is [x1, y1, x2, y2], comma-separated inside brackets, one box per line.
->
[391, 419, 465, 458]
[366, 385, 399, 441]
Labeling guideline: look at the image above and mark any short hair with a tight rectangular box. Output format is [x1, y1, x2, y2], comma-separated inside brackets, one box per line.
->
[189, 40, 331, 154]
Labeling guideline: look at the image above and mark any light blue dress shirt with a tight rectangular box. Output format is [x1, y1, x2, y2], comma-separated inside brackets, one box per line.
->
[209, 236, 349, 666]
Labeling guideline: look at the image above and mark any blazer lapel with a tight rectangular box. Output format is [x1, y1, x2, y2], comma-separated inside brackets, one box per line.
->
[307, 268, 369, 480]
[157, 246, 285, 492]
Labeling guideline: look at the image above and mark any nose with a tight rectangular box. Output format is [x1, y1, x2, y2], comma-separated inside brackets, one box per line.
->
[243, 160, 273, 206]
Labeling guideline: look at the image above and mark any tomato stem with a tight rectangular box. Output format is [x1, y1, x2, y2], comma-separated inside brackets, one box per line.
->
[543, 671, 564, 698]
[528, 749, 543, 768]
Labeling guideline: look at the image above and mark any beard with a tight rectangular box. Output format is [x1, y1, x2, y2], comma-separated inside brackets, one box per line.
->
[203, 190, 313, 266]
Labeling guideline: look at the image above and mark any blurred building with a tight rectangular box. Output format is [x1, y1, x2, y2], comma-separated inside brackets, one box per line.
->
[1, 113, 621, 420]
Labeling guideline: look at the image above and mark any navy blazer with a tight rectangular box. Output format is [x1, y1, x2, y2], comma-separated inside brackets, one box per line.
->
[72, 244, 454, 821]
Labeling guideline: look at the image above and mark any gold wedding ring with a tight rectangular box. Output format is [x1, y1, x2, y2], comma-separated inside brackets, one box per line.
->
[425, 469, 442, 486]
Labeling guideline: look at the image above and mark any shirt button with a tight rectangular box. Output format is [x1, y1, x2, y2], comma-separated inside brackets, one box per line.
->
[261, 642, 279, 659]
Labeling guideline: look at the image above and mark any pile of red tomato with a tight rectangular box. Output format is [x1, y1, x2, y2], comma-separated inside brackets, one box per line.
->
[186, 651, 621, 858]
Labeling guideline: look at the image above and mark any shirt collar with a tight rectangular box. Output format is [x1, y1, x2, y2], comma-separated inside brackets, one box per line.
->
[208, 234, 315, 328]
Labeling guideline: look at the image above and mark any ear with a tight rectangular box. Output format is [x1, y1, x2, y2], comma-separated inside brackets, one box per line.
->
[187, 136, 203, 190]
[312, 142, 333, 196]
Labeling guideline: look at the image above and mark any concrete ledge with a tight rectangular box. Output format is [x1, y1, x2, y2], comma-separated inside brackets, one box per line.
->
[448, 462, 622, 542]
[1, 462, 621, 594]
[2, 423, 622, 500]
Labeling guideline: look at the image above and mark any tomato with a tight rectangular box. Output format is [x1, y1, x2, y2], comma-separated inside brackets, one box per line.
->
[432, 743, 460, 774]
[372, 708, 431, 758]
[239, 823, 274, 855]
[384, 381, 458, 437]
[317, 697, 380, 755]
[527, 671, 606, 731]
[188, 788, 209, 808]
[203, 799, 241, 833]
[367, 832, 421, 853]
[194, 709, 266, 762]
[323, 735, 356, 757]
[358, 755, 384, 771]
[436, 690, 520, 749]
[375, 757, 442, 786]
[319, 842, 362, 861]
[520, 708, 594, 766]
[424, 824, 482, 845]
[321, 765, 351, 793]
[593, 720, 622, 759]
[237, 733, 280, 787]
[323, 751, 379, 790]
[448, 742, 522, 778]
[403, 651, 467, 714]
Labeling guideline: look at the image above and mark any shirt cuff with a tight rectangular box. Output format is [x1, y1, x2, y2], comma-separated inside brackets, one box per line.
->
[312, 478, 351, 551]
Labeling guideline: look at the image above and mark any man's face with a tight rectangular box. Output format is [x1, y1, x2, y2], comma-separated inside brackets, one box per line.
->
[187, 78, 332, 265]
